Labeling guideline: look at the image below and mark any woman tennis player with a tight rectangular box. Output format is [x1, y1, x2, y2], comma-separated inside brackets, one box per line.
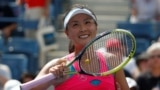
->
[31, 4, 129, 90]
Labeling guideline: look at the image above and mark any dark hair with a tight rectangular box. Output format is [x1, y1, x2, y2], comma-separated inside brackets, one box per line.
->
[20, 73, 36, 83]
[135, 52, 148, 66]
[63, 4, 97, 30]
[68, 41, 75, 53]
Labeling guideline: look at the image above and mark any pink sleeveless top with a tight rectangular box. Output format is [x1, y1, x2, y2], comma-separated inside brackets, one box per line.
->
[55, 53, 116, 90]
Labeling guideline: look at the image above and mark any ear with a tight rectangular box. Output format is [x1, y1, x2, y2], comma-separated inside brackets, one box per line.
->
[96, 26, 98, 31]
[95, 25, 98, 32]
[65, 30, 70, 39]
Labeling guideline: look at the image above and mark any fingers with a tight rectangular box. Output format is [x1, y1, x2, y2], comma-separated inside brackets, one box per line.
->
[57, 58, 67, 65]
[49, 59, 69, 79]
[49, 65, 63, 78]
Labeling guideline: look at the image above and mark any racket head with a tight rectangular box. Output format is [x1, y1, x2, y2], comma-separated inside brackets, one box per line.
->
[77, 29, 136, 76]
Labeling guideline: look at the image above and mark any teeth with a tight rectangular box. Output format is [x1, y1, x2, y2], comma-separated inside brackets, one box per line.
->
[79, 35, 89, 39]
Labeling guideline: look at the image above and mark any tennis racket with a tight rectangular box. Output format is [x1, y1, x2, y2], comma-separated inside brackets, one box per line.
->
[20, 29, 136, 90]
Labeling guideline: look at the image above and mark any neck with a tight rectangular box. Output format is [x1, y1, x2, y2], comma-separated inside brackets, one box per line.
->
[151, 68, 160, 77]
[74, 45, 84, 55]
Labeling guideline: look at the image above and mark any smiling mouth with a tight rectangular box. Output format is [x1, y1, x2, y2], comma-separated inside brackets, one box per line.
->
[79, 34, 89, 39]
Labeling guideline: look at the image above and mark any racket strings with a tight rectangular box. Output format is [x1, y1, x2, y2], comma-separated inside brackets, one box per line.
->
[80, 46, 100, 74]
[79, 30, 134, 75]
[106, 32, 131, 69]
[94, 36, 107, 73]
[106, 33, 121, 69]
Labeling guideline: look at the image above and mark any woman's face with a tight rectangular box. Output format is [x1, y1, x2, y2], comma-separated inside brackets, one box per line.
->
[65, 14, 97, 48]
[148, 49, 160, 69]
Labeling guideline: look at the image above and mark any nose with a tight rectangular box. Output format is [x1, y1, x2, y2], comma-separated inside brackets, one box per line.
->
[80, 24, 87, 32]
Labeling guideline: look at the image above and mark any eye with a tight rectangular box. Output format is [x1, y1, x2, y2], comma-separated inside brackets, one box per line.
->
[73, 23, 78, 26]
[85, 20, 91, 24]
[71, 23, 79, 28]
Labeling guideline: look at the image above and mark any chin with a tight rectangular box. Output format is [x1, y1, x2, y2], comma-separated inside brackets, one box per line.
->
[79, 42, 88, 48]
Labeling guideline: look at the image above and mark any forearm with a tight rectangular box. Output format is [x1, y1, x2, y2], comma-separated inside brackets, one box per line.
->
[3, 23, 17, 32]
[30, 79, 53, 90]
[2, 23, 17, 38]
[0, 75, 8, 87]
[115, 69, 130, 90]
[8, 23, 17, 31]
[31, 59, 61, 90]
[31, 65, 55, 90]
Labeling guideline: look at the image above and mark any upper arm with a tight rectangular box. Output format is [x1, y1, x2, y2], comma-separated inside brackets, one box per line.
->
[103, 51, 130, 89]
[105, 53, 129, 89]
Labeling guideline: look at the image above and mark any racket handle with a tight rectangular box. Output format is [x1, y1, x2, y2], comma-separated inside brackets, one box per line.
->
[20, 73, 55, 90]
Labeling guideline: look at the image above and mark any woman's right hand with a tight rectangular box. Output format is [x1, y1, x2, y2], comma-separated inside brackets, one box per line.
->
[49, 59, 70, 80]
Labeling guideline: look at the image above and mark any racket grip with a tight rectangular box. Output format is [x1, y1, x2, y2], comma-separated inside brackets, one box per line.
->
[20, 73, 55, 90]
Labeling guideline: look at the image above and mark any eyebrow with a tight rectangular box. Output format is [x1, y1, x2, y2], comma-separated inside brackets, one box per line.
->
[84, 18, 94, 21]
[71, 18, 93, 23]
[71, 20, 79, 23]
